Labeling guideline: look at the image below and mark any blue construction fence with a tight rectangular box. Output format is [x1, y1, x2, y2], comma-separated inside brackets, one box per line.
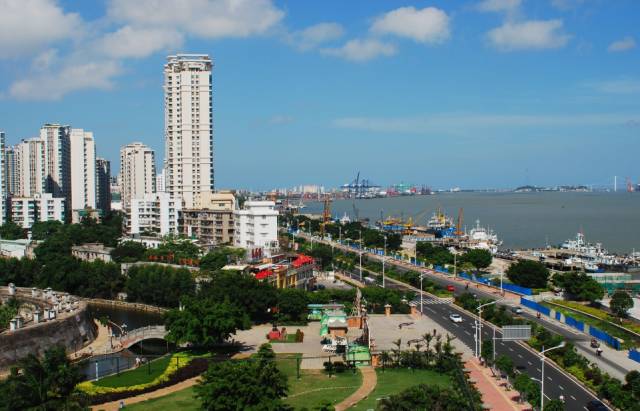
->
[520, 298, 622, 350]
[629, 349, 640, 363]
[451, 270, 533, 296]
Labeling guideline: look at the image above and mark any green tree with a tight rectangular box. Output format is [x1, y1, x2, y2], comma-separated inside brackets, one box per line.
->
[495, 354, 514, 378]
[625, 370, 640, 399]
[0, 345, 87, 410]
[377, 384, 469, 410]
[125, 264, 195, 307]
[0, 222, 25, 240]
[277, 288, 309, 323]
[543, 399, 565, 411]
[31, 221, 64, 240]
[165, 298, 251, 348]
[551, 272, 604, 303]
[195, 344, 289, 411]
[462, 249, 493, 272]
[506, 260, 549, 289]
[111, 241, 147, 263]
[610, 290, 633, 318]
[481, 340, 494, 366]
[199, 247, 246, 271]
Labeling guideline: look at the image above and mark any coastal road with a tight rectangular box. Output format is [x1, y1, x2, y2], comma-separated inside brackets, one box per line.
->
[299, 234, 611, 410]
[340, 268, 607, 411]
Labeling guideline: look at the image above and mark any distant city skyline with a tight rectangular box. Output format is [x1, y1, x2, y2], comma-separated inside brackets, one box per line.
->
[0, 0, 638, 190]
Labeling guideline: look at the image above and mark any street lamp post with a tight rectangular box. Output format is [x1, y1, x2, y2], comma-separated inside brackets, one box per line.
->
[540, 342, 566, 410]
[359, 230, 363, 282]
[454, 252, 457, 278]
[382, 235, 387, 288]
[476, 299, 503, 360]
[420, 274, 424, 314]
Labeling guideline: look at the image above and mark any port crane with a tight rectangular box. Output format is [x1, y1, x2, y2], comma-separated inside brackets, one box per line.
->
[320, 197, 332, 237]
[455, 208, 464, 237]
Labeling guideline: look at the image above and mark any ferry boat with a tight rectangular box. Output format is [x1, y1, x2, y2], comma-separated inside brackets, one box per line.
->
[560, 232, 623, 270]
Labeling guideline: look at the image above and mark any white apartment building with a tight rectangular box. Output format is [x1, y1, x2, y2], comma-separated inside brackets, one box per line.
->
[164, 54, 214, 208]
[0, 131, 5, 225]
[14, 138, 46, 197]
[40, 124, 71, 203]
[156, 168, 165, 192]
[129, 192, 181, 236]
[11, 193, 65, 229]
[120, 143, 156, 210]
[234, 201, 279, 257]
[70, 129, 97, 211]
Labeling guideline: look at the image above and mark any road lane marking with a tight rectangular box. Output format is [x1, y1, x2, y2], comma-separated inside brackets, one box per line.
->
[517, 354, 523, 358]
[559, 385, 564, 391]
[527, 361, 533, 366]
[508, 347, 514, 352]
[570, 395, 576, 401]
[464, 331, 471, 336]
[547, 376, 552, 381]
[536, 368, 541, 372]
[500, 342, 505, 346]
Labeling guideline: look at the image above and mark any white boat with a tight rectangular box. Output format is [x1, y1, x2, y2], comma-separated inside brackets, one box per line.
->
[561, 232, 622, 267]
[466, 220, 502, 254]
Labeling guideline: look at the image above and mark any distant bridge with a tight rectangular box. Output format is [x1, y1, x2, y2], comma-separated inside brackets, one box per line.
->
[118, 325, 167, 349]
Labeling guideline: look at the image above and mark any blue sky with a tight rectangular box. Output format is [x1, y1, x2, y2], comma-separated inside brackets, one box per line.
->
[0, 0, 638, 190]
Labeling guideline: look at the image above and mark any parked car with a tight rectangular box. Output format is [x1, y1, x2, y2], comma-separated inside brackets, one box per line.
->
[586, 400, 608, 411]
[511, 306, 523, 314]
[449, 313, 463, 323]
[446, 285, 455, 292]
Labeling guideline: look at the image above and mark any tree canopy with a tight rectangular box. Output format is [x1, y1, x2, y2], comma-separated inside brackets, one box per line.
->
[551, 271, 604, 302]
[0, 345, 87, 410]
[461, 249, 493, 272]
[506, 260, 549, 289]
[165, 298, 251, 348]
[378, 383, 470, 411]
[610, 291, 633, 318]
[0, 222, 25, 240]
[195, 344, 289, 411]
[111, 241, 147, 263]
[416, 242, 454, 266]
[199, 247, 246, 272]
[125, 264, 195, 307]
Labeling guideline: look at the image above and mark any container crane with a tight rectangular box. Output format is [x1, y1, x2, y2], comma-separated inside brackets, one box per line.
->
[456, 208, 464, 237]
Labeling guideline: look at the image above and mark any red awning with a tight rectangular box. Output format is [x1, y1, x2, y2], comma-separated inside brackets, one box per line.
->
[255, 269, 274, 280]
[292, 254, 314, 268]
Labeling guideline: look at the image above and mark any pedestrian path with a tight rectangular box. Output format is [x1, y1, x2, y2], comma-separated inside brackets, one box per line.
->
[465, 359, 528, 411]
[334, 366, 377, 411]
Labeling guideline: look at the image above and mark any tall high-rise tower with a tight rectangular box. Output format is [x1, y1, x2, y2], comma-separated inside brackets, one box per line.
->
[96, 158, 111, 213]
[0, 131, 5, 225]
[120, 142, 156, 210]
[70, 128, 97, 210]
[40, 124, 71, 204]
[14, 138, 46, 197]
[164, 54, 214, 208]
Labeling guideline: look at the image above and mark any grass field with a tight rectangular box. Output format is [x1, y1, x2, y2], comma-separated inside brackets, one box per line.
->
[123, 354, 362, 410]
[94, 355, 172, 388]
[126, 386, 200, 411]
[350, 368, 450, 411]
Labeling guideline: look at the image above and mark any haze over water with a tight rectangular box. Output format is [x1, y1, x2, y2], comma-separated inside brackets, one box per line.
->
[306, 192, 640, 254]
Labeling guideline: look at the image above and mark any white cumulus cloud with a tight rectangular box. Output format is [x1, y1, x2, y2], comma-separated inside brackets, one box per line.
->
[321, 39, 397, 62]
[476, 0, 522, 13]
[608, 36, 636, 53]
[370, 6, 450, 44]
[487, 20, 570, 51]
[287, 22, 345, 51]
[0, 0, 82, 59]
[99, 26, 184, 58]
[107, 0, 284, 39]
[9, 61, 122, 101]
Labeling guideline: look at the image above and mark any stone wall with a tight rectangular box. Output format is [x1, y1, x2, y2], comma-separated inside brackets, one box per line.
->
[0, 300, 96, 372]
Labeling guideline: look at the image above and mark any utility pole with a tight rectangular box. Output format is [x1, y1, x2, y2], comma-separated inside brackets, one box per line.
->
[359, 230, 363, 281]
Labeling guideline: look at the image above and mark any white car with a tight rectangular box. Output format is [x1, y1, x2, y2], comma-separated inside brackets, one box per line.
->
[449, 313, 463, 323]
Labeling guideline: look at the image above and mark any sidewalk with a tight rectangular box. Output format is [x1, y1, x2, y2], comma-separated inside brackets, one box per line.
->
[465, 359, 529, 411]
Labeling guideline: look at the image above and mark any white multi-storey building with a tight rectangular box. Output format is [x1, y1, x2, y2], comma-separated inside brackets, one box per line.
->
[0, 131, 5, 225]
[164, 54, 214, 208]
[40, 124, 71, 203]
[129, 192, 181, 236]
[70, 129, 96, 211]
[120, 143, 156, 210]
[11, 193, 65, 229]
[14, 138, 45, 197]
[156, 168, 165, 193]
[234, 201, 279, 257]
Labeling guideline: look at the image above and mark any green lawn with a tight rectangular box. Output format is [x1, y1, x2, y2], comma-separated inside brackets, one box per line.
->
[116, 354, 362, 411]
[125, 386, 200, 411]
[350, 368, 450, 411]
[94, 355, 172, 388]
[277, 354, 363, 410]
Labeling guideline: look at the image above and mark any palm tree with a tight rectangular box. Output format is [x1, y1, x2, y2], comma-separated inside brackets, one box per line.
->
[392, 338, 402, 366]
[380, 351, 392, 371]
[422, 333, 434, 366]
